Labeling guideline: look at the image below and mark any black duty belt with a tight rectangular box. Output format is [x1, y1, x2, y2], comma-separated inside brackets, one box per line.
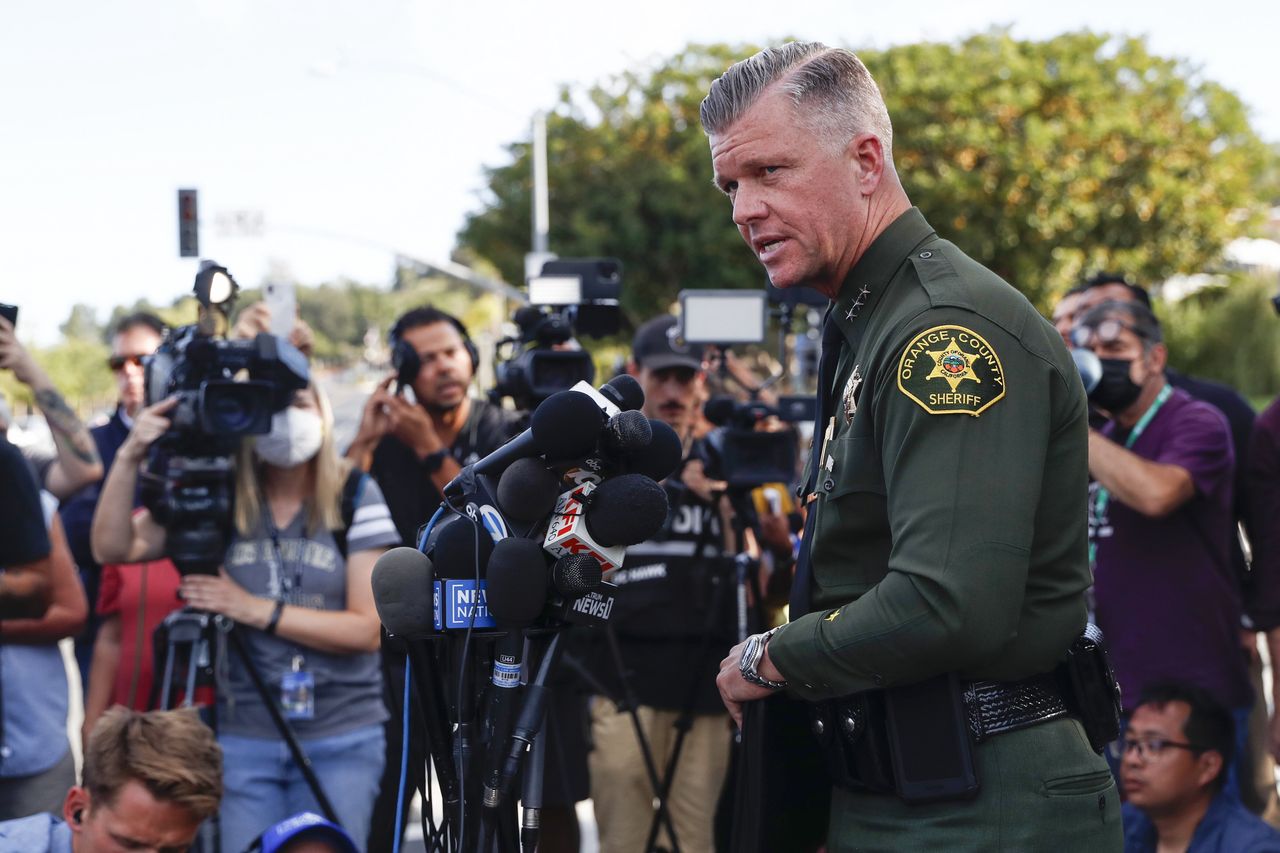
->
[963, 670, 1070, 743]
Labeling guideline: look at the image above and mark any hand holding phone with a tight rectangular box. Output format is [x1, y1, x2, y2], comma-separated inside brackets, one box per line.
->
[0, 303, 17, 329]
[263, 283, 295, 338]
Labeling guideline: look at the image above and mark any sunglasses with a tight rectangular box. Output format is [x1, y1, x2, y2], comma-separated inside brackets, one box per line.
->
[107, 354, 147, 372]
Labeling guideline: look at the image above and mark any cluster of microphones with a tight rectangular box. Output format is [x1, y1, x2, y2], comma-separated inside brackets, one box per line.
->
[368, 375, 681, 839]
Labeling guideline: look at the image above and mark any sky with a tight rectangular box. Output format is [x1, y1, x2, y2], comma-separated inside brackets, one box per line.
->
[2, 0, 1277, 345]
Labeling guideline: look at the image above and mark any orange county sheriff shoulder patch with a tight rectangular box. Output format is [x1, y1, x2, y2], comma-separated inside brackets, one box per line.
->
[896, 325, 1006, 416]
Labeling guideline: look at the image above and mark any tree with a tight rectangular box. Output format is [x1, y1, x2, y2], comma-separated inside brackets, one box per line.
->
[60, 303, 103, 343]
[457, 33, 1278, 319]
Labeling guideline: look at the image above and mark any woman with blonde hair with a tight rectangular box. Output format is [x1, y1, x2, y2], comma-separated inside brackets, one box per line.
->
[91, 379, 400, 853]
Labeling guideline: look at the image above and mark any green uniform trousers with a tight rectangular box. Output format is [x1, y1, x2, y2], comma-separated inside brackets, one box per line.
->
[827, 718, 1122, 852]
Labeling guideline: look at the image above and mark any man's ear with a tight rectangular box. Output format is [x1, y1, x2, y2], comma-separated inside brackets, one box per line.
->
[847, 132, 885, 195]
[627, 360, 641, 379]
[1194, 750, 1225, 791]
[63, 786, 89, 831]
[1147, 342, 1169, 374]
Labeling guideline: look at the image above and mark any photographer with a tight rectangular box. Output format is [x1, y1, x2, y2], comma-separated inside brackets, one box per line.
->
[585, 315, 791, 853]
[90, 381, 399, 853]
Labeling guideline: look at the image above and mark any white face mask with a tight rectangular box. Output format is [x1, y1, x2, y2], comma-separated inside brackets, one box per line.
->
[253, 407, 324, 468]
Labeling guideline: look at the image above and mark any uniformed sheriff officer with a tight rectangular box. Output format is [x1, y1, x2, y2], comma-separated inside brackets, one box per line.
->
[704, 43, 1123, 850]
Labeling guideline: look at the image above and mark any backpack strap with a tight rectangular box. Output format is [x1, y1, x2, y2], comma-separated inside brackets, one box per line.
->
[334, 467, 367, 560]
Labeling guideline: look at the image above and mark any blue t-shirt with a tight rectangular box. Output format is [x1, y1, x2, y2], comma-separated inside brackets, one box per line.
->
[219, 474, 400, 739]
[1123, 792, 1280, 852]
[0, 492, 70, 779]
[0, 813, 71, 853]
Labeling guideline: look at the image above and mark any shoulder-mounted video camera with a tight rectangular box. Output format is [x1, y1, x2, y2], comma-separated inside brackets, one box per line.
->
[490, 258, 622, 411]
[140, 261, 309, 575]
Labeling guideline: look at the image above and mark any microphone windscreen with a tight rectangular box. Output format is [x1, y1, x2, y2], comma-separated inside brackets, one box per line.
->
[530, 390, 607, 461]
[430, 516, 495, 580]
[371, 547, 435, 638]
[497, 458, 561, 524]
[602, 375, 644, 412]
[605, 410, 653, 453]
[585, 473, 670, 546]
[486, 537, 548, 627]
[551, 553, 603, 596]
[703, 396, 736, 426]
[626, 419, 683, 482]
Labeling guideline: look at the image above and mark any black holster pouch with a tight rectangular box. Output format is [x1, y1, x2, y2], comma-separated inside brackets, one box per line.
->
[811, 673, 979, 804]
[1058, 623, 1123, 753]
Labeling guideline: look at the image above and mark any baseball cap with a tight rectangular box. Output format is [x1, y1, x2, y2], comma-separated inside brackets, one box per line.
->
[632, 315, 705, 371]
[253, 812, 358, 853]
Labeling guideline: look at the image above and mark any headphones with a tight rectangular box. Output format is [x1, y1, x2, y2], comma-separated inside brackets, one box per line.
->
[388, 308, 480, 391]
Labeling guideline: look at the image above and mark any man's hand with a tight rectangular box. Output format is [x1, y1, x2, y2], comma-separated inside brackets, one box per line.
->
[717, 637, 783, 728]
[179, 568, 272, 627]
[231, 302, 272, 340]
[118, 397, 179, 464]
[0, 315, 48, 388]
[385, 393, 443, 459]
[682, 458, 727, 503]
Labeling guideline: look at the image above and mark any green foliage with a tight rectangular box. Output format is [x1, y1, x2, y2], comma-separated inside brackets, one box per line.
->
[457, 33, 1278, 321]
[0, 337, 114, 417]
[60, 303, 103, 342]
[1162, 272, 1280, 400]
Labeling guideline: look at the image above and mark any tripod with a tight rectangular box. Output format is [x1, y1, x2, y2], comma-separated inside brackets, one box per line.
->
[154, 606, 339, 826]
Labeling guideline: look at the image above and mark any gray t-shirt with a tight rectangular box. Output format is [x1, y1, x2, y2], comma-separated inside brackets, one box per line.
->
[220, 474, 400, 739]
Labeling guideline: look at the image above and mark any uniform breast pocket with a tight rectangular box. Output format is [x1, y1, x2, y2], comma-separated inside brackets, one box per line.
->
[812, 436, 890, 591]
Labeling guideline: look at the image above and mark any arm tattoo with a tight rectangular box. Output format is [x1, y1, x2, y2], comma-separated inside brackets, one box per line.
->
[35, 388, 102, 466]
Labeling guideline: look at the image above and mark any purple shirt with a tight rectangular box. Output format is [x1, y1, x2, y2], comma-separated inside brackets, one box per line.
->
[1091, 387, 1251, 711]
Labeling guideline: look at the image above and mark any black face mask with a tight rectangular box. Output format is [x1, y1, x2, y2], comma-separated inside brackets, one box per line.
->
[1089, 357, 1143, 413]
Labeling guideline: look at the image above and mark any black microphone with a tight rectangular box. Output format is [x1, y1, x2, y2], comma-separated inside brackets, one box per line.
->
[486, 538, 550, 627]
[600, 374, 644, 412]
[469, 389, 606, 479]
[584, 473, 670, 546]
[430, 515, 496, 580]
[480, 538, 548, 812]
[603, 410, 653, 454]
[371, 547, 436, 639]
[550, 553, 603, 596]
[496, 458, 562, 525]
[626, 418, 682, 482]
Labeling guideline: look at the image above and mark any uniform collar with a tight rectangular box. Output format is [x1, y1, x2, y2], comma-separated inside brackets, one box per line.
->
[830, 207, 936, 341]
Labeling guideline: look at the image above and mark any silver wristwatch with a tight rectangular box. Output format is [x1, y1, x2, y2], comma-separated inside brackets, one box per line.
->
[739, 626, 788, 690]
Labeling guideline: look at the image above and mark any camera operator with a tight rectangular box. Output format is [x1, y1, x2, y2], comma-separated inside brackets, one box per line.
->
[90, 379, 399, 853]
[584, 315, 790, 853]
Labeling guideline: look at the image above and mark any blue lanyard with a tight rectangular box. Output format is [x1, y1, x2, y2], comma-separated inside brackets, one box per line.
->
[1089, 383, 1173, 566]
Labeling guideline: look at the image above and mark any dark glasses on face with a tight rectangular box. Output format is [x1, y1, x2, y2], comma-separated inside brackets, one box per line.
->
[107, 354, 146, 372]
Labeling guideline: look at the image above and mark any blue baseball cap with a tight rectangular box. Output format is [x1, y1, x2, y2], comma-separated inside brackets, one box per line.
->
[255, 812, 358, 853]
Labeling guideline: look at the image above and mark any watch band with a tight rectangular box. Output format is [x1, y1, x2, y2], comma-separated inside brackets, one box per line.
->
[740, 626, 788, 690]
[422, 448, 450, 473]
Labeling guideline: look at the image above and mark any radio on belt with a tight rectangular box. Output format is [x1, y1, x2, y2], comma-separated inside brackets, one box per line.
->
[543, 481, 626, 572]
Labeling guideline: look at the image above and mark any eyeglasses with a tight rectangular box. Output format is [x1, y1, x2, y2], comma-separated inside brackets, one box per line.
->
[107, 354, 146, 372]
[1112, 736, 1203, 761]
[1069, 318, 1142, 349]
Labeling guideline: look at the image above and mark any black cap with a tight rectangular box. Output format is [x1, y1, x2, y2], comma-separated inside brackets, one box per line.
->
[632, 316, 704, 372]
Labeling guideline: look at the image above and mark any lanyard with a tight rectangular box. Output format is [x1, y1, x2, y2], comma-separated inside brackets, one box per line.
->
[264, 508, 303, 599]
[1089, 383, 1173, 566]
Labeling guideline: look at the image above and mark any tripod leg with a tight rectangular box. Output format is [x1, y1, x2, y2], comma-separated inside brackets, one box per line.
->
[602, 624, 682, 852]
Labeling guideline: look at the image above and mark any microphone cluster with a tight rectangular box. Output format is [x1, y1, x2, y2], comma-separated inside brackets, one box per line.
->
[371, 374, 678, 639]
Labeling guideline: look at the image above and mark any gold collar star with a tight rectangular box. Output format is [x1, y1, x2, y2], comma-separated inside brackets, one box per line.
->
[925, 340, 981, 392]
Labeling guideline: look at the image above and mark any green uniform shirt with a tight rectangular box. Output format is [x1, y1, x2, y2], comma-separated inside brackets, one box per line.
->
[769, 208, 1091, 702]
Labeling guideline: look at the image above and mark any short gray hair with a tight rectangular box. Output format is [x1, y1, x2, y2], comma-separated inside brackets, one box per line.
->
[700, 42, 893, 156]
